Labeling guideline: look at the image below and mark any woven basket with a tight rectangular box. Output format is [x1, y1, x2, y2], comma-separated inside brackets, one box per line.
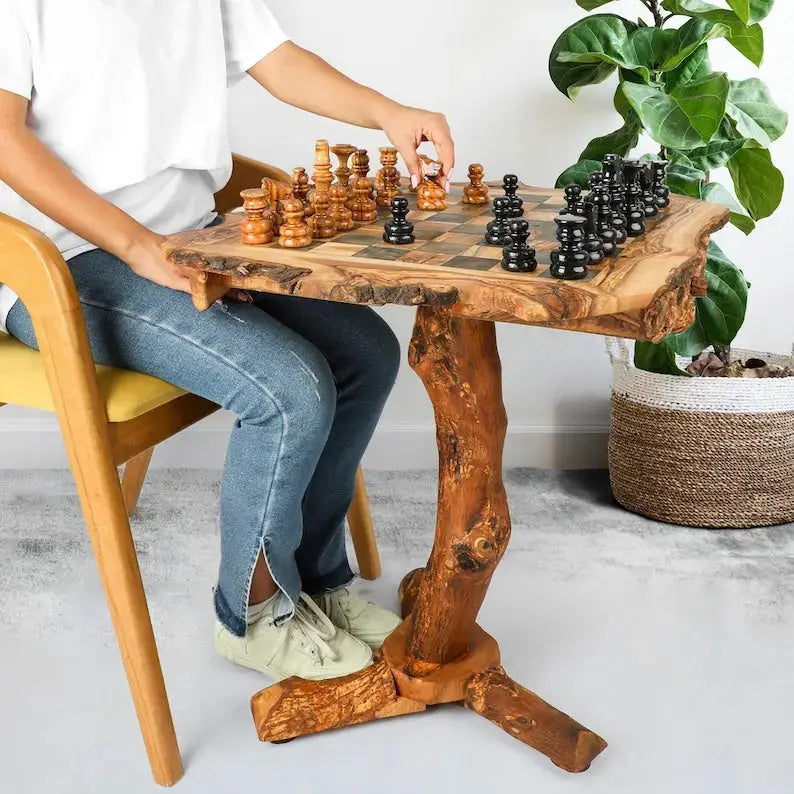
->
[607, 338, 794, 529]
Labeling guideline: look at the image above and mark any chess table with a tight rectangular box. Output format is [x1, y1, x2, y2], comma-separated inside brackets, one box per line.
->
[163, 181, 728, 772]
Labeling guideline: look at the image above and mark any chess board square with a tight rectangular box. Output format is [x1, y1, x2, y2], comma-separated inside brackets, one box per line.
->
[461, 244, 503, 260]
[339, 231, 384, 245]
[408, 210, 439, 221]
[423, 212, 474, 224]
[443, 255, 500, 272]
[526, 211, 560, 222]
[437, 232, 486, 245]
[412, 226, 446, 241]
[458, 216, 491, 228]
[399, 251, 455, 266]
[420, 241, 472, 255]
[353, 245, 412, 261]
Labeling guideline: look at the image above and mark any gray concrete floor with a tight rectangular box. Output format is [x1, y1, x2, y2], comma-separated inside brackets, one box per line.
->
[1, 469, 792, 793]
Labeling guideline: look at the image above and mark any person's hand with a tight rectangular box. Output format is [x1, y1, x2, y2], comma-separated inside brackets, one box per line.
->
[122, 231, 192, 292]
[377, 104, 455, 191]
[122, 230, 252, 301]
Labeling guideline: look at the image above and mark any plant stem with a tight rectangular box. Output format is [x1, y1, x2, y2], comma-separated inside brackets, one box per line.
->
[640, 0, 665, 27]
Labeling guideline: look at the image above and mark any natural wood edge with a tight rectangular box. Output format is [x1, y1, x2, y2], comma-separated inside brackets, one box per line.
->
[464, 665, 607, 773]
[397, 567, 424, 618]
[381, 620, 501, 704]
[250, 659, 425, 742]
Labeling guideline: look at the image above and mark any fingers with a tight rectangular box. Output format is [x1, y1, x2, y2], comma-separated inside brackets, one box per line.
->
[395, 136, 422, 189]
[426, 114, 456, 189]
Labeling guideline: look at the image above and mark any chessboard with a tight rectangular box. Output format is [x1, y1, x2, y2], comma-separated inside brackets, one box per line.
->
[164, 180, 729, 342]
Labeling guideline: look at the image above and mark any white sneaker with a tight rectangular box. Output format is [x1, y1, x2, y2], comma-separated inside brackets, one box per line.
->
[214, 591, 373, 681]
[314, 588, 401, 649]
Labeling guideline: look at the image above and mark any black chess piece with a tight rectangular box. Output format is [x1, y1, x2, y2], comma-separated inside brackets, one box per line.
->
[622, 160, 646, 237]
[383, 196, 415, 244]
[640, 164, 659, 218]
[502, 174, 524, 218]
[591, 185, 617, 257]
[501, 218, 537, 273]
[652, 159, 671, 208]
[485, 196, 513, 246]
[550, 214, 588, 280]
[587, 171, 604, 192]
[564, 184, 585, 217]
[601, 154, 628, 244]
[583, 200, 605, 265]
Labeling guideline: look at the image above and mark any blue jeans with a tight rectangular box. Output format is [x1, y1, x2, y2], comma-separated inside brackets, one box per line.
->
[6, 244, 400, 637]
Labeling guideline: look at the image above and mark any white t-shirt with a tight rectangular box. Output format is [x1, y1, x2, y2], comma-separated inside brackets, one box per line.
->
[0, 0, 288, 332]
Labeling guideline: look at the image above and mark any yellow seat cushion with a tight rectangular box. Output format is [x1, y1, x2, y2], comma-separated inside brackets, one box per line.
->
[0, 332, 187, 423]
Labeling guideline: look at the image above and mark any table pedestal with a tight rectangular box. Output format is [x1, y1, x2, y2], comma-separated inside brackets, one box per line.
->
[250, 307, 607, 773]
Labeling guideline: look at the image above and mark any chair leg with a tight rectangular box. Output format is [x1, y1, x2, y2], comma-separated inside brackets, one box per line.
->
[122, 447, 155, 517]
[347, 467, 381, 580]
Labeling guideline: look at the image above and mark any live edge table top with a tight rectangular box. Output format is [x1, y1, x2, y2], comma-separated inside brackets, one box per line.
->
[164, 182, 729, 343]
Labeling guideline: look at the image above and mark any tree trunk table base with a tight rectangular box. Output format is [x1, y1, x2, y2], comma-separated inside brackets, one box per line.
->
[249, 306, 607, 773]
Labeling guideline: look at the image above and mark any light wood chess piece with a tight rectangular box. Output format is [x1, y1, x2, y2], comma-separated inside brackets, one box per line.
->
[308, 139, 337, 239]
[261, 177, 291, 233]
[279, 198, 312, 248]
[330, 184, 354, 231]
[463, 163, 489, 205]
[417, 155, 447, 211]
[240, 188, 274, 245]
[331, 144, 357, 209]
[351, 149, 374, 203]
[350, 176, 377, 222]
[291, 167, 314, 220]
[375, 146, 402, 208]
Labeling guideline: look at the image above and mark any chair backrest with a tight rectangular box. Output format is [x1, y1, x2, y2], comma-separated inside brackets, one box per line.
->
[214, 155, 291, 214]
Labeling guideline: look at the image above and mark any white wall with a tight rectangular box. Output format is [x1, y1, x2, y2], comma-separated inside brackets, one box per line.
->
[2, 0, 792, 469]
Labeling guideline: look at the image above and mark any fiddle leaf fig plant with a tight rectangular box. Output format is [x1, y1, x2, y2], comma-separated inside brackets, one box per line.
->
[549, 0, 787, 375]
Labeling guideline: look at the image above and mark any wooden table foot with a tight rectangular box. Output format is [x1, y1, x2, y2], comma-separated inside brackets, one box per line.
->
[250, 658, 425, 743]
[465, 666, 607, 773]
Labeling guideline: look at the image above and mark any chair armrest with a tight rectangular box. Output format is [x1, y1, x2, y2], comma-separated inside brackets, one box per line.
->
[0, 211, 80, 323]
[214, 154, 292, 214]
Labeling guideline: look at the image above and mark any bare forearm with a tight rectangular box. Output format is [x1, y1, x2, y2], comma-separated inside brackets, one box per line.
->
[249, 42, 399, 130]
[0, 124, 152, 259]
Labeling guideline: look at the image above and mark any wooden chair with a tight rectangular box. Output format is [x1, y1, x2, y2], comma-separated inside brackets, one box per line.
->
[0, 155, 382, 786]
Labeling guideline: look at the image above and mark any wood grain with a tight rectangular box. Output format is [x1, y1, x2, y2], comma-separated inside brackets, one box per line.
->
[164, 186, 729, 332]
[250, 659, 425, 742]
[404, 308, 511, 673]
[465, 666, 607, 773]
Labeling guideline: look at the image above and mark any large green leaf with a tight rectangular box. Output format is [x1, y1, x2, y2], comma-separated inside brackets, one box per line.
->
[633, 340, 688, 375]
[580, 120, 641, 161]
[725, 78, 788, 146]
[666, 158, 707, 197]
[555, 160, 603, 189]
[701, 181, 756, 233]
[663, 44, 712, 92]
[661, 18, 730, 71]
[684, 120, 748, 170]
[661, 0, 764, 65]
[727, 147, 784, 220]
[576, 0, 618, 8]
[622, 72, 729, 149]
[664, 0, 775, 24]
[549, 15, 636, 98]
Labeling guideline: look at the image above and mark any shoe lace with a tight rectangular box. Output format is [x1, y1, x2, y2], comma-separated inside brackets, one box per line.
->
[289, 592, 339, 663]
[328, 588, 368, 621]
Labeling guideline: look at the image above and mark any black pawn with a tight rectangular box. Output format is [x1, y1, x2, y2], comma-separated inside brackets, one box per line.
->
[587, 171, 604, 192]
[485, 196, 513, 246]
[601, 154, 628, 245]
[591, 185, 617, 257]
[501, 219, 537, 273]
[622, 161, 646, 237]
[583, 200, 605, 265]
[564, 184, 585, 217]
[383, 196, 414, 244]
[550, 214, 588, 281]
[652, 159, 671, 209]
[640, 164, 659, 218]
[502, 174, 524, 218]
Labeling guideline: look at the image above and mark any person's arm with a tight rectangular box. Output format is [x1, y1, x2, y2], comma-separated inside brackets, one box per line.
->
[0, 88, 191, 292]
[248, 42, 455, 189]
